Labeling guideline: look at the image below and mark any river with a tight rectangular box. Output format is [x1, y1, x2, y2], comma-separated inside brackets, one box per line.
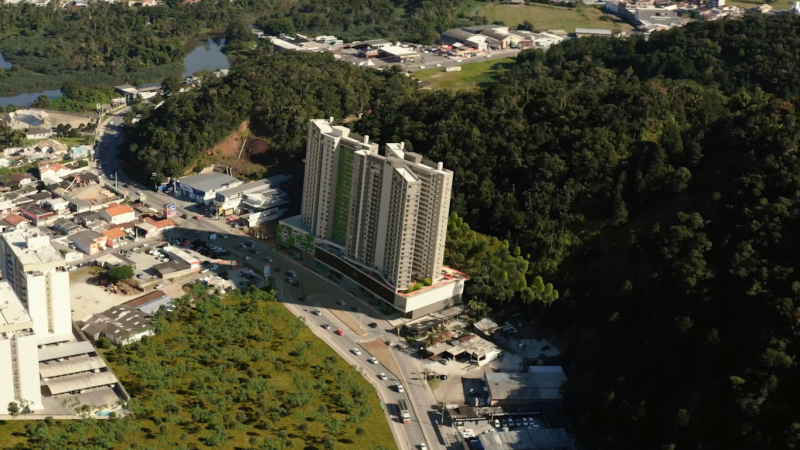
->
[0, 36, 230, 108]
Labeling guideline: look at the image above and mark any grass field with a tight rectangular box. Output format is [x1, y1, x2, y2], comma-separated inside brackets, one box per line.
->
[725, 0, 793, 8]
[479, 3, 633, 33]
[414, 57, 516, 91]
[0, 286, 397, 450]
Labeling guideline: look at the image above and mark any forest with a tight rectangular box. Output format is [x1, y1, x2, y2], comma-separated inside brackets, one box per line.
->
[0, 284, 395, 450]
[0, 0, 482, 96]
[124, 14, 800, 450]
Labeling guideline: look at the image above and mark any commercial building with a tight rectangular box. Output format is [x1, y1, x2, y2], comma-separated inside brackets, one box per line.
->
[0, 281, 42, 411]
[125, 290, 173, 315]
[213, 175, 292, 223]
[0, 229, 72, 341]
[279, 119, 467, 318]
[80, 305, 154, 346]
[175, 172, 243, 204]
[574, 28, 613, 37]
[69, 230, 105, 255]
[485, 368, 567, 406]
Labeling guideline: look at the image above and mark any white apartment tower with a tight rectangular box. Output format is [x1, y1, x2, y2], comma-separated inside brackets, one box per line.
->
[0, 229, 72, 341]
[0, 281, 43, 411]
[301, 119, 453, 291]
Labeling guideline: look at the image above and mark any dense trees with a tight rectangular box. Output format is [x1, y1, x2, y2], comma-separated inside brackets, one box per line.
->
[123, 13, 800, 450]
[8, 285, 395, 450]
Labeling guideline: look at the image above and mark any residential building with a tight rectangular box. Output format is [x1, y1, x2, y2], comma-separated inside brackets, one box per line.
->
[175, 172, 243, 204]
[80, 305, 154, 346]
[279, 119, 467, 318]
[0, 281, 42, 411]
[53, 218, 82, 235]
[102, 228, 128, 248]
[135, 217, 175, 238]
[0, 229, 72, 341]
[20, 205, 55, 226]
[41, 197, 69, 213]
[38, 162, 70, 181]
[26, 127, 54, 140]
[0, 173, 35, 192]
[1, 214, 30, 231]
[100, 203, 135, 225]
[68, 230, 105, 255]
[70, 145, 91, 160]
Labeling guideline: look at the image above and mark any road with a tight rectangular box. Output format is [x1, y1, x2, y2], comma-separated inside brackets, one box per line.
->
[94, 109, 451, 450]
[403, 49, 520, 73]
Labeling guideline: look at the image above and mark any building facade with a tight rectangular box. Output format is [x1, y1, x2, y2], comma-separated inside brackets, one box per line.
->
[0, 229, 72, 341]
[298, 119, 453, 291]
[0, 281, 42, 411]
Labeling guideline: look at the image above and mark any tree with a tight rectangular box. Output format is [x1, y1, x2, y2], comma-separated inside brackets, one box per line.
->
[7, 401, 20, 419]
[106, 265, 134, 282]
[517, 20, 534, 32]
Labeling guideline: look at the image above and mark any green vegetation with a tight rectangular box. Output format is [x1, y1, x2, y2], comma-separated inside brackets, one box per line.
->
[125, 13, 800, 450]
[106, 265, 135, 283]
[1, 285, 395, 450]
[413, 58, 515, 91]
[478, 3, 632, 32]
[30, 83, 118, 114]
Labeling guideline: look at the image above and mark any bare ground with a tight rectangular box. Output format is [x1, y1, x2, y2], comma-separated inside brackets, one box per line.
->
[360, 338, 403, 381]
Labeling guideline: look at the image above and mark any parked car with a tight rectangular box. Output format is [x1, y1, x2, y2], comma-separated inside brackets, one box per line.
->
[351, 348, 362, 355]
[494, 419, 501, 428]
[155, 283, 164, 289]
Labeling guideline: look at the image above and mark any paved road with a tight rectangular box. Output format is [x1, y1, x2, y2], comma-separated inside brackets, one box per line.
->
[94, 109, 450, 450]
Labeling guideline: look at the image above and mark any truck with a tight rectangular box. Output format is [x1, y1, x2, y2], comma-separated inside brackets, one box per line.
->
[398, 399, 410, 424]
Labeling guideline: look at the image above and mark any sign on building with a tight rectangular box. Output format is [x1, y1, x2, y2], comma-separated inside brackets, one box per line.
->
[263, 264, 270, 277]
[163, 202, 177, 218]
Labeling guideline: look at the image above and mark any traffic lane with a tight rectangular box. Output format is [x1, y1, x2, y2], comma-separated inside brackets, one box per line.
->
[275, 280, 422, 450]
[285, 283, 427, 446]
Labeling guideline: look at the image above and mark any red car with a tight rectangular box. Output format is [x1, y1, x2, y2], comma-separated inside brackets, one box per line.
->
[194, 215, 202, 220]
[335, 329, 344, 336]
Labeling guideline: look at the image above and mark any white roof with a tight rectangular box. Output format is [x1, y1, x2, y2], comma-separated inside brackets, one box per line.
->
[45, 371, 118, 395]
[1, 228, 64, 267]
[38, 340, 96, 362]
[0, 281, 31, 328]
[380, 45, 417, 56]
[39, 355, 107, 378]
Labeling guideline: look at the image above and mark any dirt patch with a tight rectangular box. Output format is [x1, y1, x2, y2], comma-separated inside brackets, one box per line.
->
[206, 120, 250, 158]
[322, 300, 368, 336]
[360, 338, 403, 381]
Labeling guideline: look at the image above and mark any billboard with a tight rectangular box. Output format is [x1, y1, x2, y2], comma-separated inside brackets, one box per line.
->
[263, 264, 270, 277]
[163, 202, 177, 218]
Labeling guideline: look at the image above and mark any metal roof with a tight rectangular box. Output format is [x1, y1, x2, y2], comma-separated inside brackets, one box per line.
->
[45, 371, 118, 395]
[39, 355, 107, 378]
[486, 370, 566, 401]
[177, 172, 241, 193]
[476, 429, 571, 450]
[38, 341, 96, 362]
[575, 28, 613, 35]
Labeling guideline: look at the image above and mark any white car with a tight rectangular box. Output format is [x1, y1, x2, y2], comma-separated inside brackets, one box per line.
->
[378, 373, 387, 380]
[396, 384, 404, 393]
[368, 357, 378, 364]
[419, 444, 427, 450]
[155, 283, 164, 289]
[351, 348, 362, 355]
[312, 310, 321, 316]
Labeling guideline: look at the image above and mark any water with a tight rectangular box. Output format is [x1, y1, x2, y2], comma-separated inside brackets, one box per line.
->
[182, 36, 229, 78]
[0, 36, 230, 107]
[0, 52, 11, 70]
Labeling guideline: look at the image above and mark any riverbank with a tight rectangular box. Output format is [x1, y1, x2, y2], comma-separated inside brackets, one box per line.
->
[0, 34, 229, 107]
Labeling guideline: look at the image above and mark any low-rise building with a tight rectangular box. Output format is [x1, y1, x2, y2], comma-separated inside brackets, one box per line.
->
[21, 205, 56, 226]
[0, 173, 35, 192]
[80, 304, 154, 345]
[476, 429, 571, 450]
[100, 203, 136, 225]
[53, 217, 82, 235]
[485, 368, 567, 406]
[154, 259, 193, 279]
[1, 214, 30, 231]
[574, 27, 614, 37]
[175, 171, 243, 204]
[38, 162, 70, 180]
[101, 228, 128, 248]
[41, 196, 70, 213]
[125, 290, 172, 315]
[69, 230, 105, 255]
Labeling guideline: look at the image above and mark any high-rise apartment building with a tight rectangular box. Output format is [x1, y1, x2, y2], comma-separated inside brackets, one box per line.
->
[299, 118, 453, 291]
[0, 281, 43, 410]
[0, 229, 72, 341]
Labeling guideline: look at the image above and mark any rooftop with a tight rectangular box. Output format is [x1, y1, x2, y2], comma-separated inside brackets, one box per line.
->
[486, 369, 567, 401]
[102, 228, 127, 239]
[379, 45, 418, 57]
[177, 171, 241, 192]
[3, 214, 29, 226]
[125, 290, 169, 308]
[575, 27, 613, 35]
[0, 280, 32, 330]
[39, 355, 107, 379]
[38, 340, 96, 362]
[69, 230, 104, 247]
[476, 428, 571, 450]
[2, 228, 64, 267]
[215, 175, 291, 199]
[81, 304, 154, 339]
[104, 203, 134, 217]
[45, 370, 118, 396]
[154, 259, 191, 275]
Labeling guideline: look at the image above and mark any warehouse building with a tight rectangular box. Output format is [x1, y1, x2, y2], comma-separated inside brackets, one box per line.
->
[485, 368, 567, 407]
[175, 172, 243, 204]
